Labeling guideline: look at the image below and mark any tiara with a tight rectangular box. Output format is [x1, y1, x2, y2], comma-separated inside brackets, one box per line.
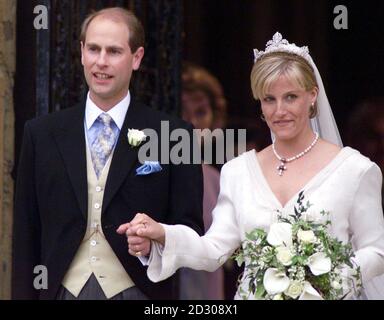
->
[253, 32, 311, 64]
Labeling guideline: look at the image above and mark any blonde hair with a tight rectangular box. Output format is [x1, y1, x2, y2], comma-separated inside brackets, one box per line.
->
[80, 7, 145, 53]
[251, 51, 318, 100]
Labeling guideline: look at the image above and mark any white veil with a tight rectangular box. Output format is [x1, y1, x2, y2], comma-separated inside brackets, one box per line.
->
[307, 56, 343, 147]
[254, 32, 343, 147]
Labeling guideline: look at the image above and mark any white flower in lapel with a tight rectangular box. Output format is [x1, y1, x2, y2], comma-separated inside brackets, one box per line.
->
[127, 129, 147, 147]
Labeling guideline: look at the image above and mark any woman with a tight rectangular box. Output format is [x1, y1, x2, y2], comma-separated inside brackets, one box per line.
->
[118, 33, 384, 299]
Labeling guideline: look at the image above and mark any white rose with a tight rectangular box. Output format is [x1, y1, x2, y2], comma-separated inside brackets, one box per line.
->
[267, 222, 293, 247]
[331, 280, 342, 290]
[276, 246, 293, 266]
[263, 268, 290, 295]
[272, 294, 284, 300]
[285, 280, 304, 299]
[127, 129, 146, 147]
[297, 229, 316, 244]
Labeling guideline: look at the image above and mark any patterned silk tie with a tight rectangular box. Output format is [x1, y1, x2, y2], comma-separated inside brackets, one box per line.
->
[90, 113, 118, 178]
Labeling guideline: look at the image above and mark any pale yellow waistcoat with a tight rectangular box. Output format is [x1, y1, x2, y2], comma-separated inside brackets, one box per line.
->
[62, 141, 134, 298]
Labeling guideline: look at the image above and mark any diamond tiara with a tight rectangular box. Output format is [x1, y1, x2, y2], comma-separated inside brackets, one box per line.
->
[253, 32, 311, 64]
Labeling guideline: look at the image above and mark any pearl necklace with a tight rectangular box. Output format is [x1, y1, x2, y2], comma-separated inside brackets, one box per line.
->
[272, 132, 319, 176]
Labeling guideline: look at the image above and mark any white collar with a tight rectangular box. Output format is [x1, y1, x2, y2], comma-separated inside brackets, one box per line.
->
[85, 91, 131, 130]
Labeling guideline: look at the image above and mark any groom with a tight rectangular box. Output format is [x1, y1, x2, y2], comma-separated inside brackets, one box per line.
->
[12, 7, 204, 300]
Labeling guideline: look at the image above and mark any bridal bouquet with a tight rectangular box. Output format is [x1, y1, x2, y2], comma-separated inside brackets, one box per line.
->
[233, 192, 362, 300]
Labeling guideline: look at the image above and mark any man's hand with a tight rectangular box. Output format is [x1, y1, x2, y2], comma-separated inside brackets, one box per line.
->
[117, 218, 151, 257]
[117, 212, 166, 248]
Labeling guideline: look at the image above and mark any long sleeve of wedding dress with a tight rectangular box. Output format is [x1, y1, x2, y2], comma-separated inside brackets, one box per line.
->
[348, 163, 384, 299]
[147, 163, 241, 282]
[350, 163, 384, 282]
[146, 149, 384, 299]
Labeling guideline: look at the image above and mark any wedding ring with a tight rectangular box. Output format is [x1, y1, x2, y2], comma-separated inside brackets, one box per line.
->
[135, 251, 142, 257]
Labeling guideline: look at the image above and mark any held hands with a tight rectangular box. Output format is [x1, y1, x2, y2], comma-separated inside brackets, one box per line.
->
[117, 218, 151, 257]
[116, 213, 165, 258]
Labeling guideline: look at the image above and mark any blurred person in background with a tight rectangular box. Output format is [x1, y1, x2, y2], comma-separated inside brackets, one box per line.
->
[178, 62, 226, 299]
[345, 97, 384, 299]
[346, 97, 384, 204]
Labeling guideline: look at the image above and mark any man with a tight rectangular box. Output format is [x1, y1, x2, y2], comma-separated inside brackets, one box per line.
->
[12, 7, 203, 300]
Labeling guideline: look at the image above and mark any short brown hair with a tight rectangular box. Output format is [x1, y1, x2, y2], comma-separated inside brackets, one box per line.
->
[182, 63, 227, 129]
[80, 7, 145, 53]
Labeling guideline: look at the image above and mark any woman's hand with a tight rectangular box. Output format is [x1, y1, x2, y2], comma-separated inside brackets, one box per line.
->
[130, 213, 166, 245]
[117, 213, 166, 258]
[117, 216, 151, 257]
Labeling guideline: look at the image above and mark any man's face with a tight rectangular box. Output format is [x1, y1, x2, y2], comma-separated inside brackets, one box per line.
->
[81, 16, 144, 109]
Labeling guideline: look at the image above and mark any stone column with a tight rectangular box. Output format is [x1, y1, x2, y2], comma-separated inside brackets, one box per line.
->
[0, 0, 16, 300]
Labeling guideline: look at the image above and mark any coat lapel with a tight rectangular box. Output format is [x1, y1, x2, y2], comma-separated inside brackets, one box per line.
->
[102, 99, 148, 214]
[53, 104, 88, 219]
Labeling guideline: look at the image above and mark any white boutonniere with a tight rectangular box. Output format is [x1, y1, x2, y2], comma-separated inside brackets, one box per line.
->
[127, 129, 147, 147]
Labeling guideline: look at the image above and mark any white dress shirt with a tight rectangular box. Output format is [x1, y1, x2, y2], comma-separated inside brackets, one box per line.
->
[85, 91, 131, 131]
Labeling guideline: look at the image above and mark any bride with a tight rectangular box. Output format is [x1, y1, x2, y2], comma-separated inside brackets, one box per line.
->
[117, 33, 384, 299]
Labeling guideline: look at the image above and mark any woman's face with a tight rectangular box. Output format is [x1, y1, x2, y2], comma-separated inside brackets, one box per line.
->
[260, 74, 317, 141]
[181, 90, 213, 130]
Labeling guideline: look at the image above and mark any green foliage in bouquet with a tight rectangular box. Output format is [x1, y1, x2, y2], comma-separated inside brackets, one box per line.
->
[233, 191, 362, 300]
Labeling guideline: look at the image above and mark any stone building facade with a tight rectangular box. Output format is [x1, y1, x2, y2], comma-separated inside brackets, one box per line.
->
[0, 0, 16, 300]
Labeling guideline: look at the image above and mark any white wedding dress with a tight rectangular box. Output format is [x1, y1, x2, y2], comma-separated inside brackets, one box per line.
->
[147, 148, 384, 299]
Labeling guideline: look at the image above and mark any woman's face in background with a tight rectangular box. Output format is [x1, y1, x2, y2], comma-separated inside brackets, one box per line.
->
[181, 90, 214, 130]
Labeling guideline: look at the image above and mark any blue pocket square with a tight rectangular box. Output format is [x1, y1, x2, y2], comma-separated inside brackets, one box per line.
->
[136, 161, 162, 176]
